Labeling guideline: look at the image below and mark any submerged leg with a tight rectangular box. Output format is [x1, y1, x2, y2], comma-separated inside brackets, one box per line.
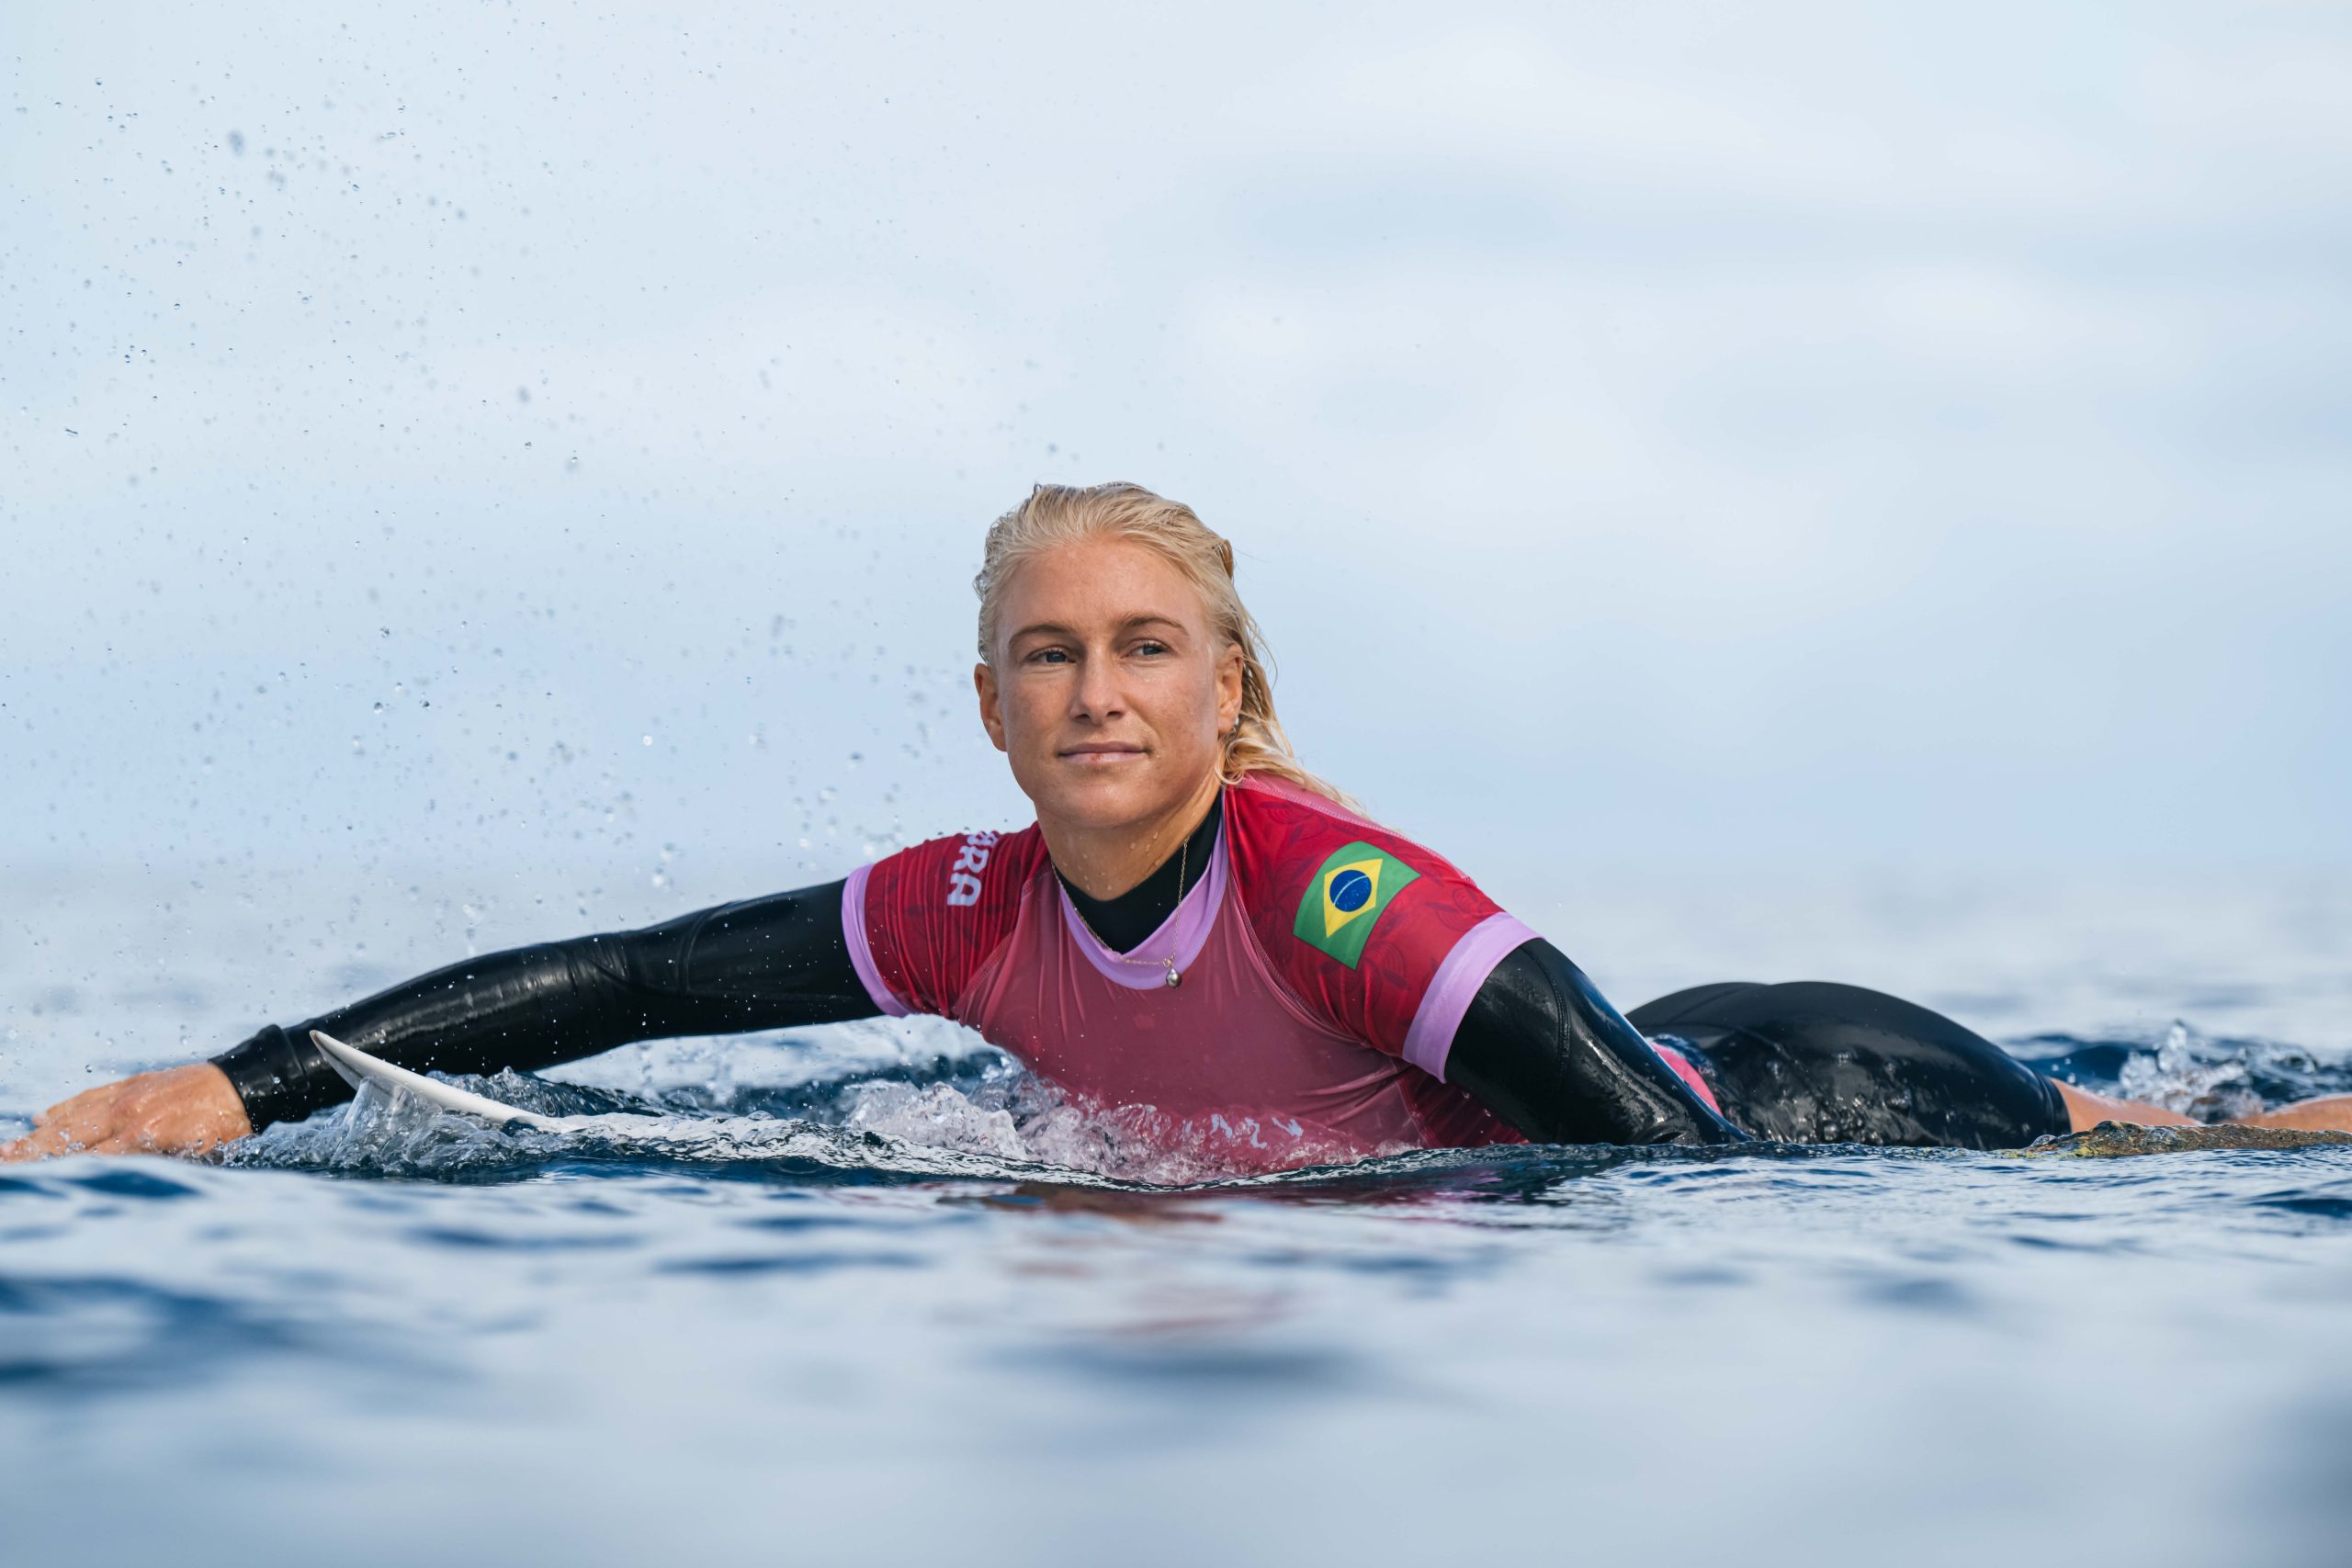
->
[2045, 1066, 2352, 1134]
[2048, 1079, 2196, 1133]
[2233, 1094, 2352, 1133]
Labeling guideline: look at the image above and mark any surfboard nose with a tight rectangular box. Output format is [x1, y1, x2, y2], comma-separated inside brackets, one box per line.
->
[309, 1030, 570, 1134]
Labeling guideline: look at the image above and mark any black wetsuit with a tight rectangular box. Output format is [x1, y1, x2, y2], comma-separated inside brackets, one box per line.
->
[213, 796, 2068, 1151]
[1624, 982, 2069, 1149]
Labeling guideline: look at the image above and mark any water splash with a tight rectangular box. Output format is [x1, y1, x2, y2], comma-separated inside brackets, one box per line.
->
[2114, 1021, 2335, 1121]
[225, 1058, 1402, 1189]
[232, 1074, 1086, 1185]
[2029, 1021, 2349, 1120]
[221, 1026, 2352, 1190]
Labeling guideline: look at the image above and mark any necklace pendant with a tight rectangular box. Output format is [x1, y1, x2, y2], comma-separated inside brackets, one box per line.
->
[1164, 963, 1182, 989]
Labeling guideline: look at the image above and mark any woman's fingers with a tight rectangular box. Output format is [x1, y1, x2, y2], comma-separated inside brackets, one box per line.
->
[28, 1084, 110, 1130]
[1, 1111, 114, 1162]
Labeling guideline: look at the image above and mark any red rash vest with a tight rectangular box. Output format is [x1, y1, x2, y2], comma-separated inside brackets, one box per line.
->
[841, 774, 1546, 1169]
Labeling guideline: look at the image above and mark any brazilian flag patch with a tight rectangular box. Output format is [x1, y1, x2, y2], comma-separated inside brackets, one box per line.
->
[1292, 841, 1420, 969]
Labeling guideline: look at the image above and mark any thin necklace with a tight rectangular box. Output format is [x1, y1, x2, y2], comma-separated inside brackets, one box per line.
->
[1068, 832, 1188, 988]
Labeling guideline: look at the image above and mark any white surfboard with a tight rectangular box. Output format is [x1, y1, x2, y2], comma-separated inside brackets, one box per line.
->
[310, 1029, 576, 1134]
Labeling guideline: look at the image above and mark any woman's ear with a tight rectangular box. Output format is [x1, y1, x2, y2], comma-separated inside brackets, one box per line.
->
[974, 661, 1009, 752]
[1216, 645, 1245, 734]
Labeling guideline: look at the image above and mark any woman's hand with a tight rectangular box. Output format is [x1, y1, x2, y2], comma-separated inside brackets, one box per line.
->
[0, 1064, 254, 1162]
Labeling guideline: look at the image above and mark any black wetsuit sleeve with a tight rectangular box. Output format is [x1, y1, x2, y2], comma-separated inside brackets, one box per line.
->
[209, 881, 877, 1133]
[1445, 939, 1751, 1146]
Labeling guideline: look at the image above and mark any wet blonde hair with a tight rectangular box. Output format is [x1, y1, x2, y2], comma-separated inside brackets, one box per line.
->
[976, 481, 1348, 805]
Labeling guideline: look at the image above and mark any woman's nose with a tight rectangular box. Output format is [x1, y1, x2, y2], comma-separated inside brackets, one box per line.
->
[1071, 654, 1125, 720]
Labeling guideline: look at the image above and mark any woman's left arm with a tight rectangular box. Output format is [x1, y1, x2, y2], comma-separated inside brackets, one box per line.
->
[1446, 938, 1751, 1146]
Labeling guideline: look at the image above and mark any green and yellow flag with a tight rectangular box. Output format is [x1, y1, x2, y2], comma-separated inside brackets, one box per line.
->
[1292, 840, 1419, 968]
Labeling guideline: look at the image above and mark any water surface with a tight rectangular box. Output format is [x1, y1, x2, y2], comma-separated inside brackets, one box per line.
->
[6, 863, 2348, 1564]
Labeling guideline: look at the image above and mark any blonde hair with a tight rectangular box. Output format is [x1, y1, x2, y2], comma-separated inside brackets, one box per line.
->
[975, 481, 1349, 806]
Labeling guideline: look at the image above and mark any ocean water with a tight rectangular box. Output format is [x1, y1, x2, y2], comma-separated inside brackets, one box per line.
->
[5, 860, 2350, 1565]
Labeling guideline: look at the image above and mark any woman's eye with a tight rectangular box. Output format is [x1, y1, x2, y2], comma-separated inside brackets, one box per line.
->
[1133, 641, 1169, 658]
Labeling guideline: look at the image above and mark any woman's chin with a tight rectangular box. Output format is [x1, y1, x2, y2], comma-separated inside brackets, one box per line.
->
[1032, 773, 1183, 832]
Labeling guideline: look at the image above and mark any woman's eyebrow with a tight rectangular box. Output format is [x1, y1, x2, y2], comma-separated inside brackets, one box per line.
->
[1011, 614, 1188, 642]
[1010, 620, 1078, 643]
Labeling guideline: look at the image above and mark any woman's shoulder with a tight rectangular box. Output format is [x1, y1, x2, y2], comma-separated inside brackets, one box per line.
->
[1223, 774, 1518, 1053]
[847, 819, 1050, 1018]
[1227, 773, 1464, 861]
[863, 818, 1050, 908]
[1224, 773, 1482, 901]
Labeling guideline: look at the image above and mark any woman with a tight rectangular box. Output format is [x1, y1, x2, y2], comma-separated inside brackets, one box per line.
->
[8, 484, 2346, 1167]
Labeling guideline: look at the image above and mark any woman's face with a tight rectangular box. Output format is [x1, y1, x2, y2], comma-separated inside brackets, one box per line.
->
[977, 536, 1244, 837]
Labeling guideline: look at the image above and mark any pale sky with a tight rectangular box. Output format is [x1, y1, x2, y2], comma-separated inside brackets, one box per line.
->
[6, 1, 2348, 919]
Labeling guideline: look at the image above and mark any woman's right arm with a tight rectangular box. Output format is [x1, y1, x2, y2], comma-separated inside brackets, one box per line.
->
[2, 880, 876, 1160]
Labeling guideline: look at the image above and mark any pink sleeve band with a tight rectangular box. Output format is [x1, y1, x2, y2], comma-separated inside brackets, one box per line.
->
[1646, 1039, 1722, 1114]
[1401, 913, 1539, 1081]
[841, 863, 910, 1018]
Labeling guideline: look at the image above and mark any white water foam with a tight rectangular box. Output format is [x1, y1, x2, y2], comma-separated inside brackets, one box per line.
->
[2114, 1020, 2318, 1122]
[239, 1064, 1408, 1189]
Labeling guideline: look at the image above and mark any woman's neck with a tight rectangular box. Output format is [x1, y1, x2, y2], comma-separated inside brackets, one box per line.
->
[1041, 771, 1226, 901]
[1057, 789, 1223, 953]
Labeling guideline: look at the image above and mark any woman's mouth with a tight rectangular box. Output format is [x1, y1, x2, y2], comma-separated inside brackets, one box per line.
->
[1058, 743, 1148, 767]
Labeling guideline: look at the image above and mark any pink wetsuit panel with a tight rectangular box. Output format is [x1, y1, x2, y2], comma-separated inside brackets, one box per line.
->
[1647, 1040, 1722, 1114]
